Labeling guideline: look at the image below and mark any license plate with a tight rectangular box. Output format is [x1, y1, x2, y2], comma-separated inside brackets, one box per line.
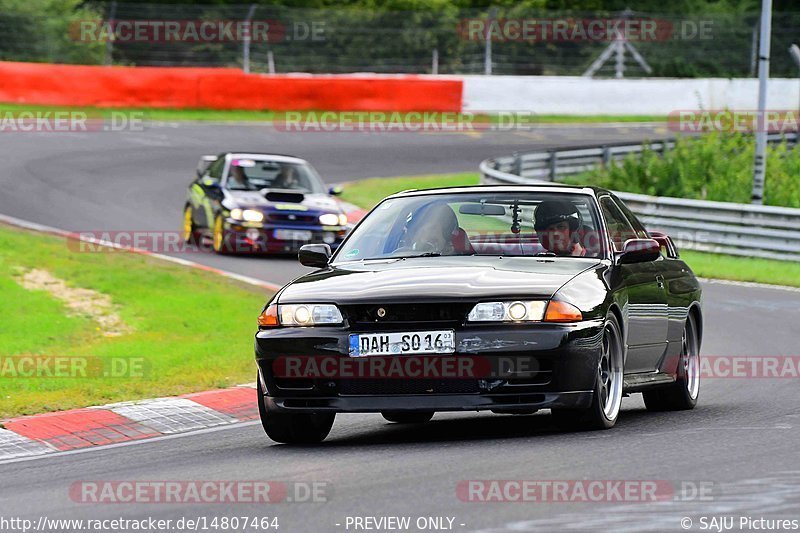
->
[349, 330, 455, 357]
[274, 229, 312, 241]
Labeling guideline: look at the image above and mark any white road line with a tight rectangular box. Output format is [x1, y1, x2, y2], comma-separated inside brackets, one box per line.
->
[0, 212, 282, 291]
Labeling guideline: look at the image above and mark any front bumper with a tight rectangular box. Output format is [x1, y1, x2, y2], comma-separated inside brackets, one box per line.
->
[224, 220, 346, 253]
[255, 320, 603, 413]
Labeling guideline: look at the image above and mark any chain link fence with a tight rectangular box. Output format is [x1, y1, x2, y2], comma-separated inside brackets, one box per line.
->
[1, 4, 799, 77]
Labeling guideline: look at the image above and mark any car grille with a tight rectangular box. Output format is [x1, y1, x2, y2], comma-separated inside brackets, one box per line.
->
[342, 303, 473, 328]
[267, 213, 318, 224]
[338, 378, 480, 395]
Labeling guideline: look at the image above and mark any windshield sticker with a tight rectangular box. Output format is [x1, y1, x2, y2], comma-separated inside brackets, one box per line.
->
[232, 159, 256, 167]
[275, 204, 308, 211]
[344, 249, 360, 258]
[379, 201, 393, 210]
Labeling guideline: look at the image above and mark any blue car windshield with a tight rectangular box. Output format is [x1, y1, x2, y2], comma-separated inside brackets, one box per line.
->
[333, 192, 608, 261]
[225, 159, 326, 194]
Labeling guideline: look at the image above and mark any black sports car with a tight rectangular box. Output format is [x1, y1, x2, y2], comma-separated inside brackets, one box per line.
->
[254, 185, 703, 443]
[183, 152, 349, 254]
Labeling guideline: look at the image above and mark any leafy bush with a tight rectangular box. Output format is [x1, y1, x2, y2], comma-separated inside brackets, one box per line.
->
[0, 0, 105, 64]
[565, 133, 800, 207]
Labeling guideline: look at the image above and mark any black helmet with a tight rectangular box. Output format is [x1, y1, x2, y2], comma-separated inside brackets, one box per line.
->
[534, 200, 580, 232]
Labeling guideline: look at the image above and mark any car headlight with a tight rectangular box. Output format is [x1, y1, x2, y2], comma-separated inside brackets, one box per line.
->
[230, 208, 264, 222]
[319, 213, 341, 226]
[338, 213, 348, 226]
[467, 301, 547, 322]
[278, 304, 343, 326]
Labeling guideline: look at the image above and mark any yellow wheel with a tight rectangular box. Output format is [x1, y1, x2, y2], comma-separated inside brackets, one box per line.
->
[182, 206, 194, 243]
[213, 214, 226, 254]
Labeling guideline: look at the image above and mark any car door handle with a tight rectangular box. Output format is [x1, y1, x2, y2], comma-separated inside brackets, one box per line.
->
[655, 274, 665, 289]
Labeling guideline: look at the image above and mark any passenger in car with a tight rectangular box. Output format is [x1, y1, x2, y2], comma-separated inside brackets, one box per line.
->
[399, 202, 472, 255]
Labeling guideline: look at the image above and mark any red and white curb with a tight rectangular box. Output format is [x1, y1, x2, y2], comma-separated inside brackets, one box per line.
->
[0, 201, 367, 463]
[0, 385, 258, 461]
[339, 199, 369, 226]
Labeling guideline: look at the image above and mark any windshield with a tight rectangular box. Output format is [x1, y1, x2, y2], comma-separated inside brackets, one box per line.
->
[225, 159, 326, 193]
[333, 192, 606, 262]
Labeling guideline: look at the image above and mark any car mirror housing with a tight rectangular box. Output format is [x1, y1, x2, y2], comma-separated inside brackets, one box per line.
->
[617, 238, 661, 264]
[329, 185, 343, 196]
[196, 154, 218, 177]
[298, 244, 332, 268]
[649, 231, 680, 259]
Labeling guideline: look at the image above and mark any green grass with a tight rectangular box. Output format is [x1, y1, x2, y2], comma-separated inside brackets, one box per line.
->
[340, 172, 800, 288]
[0, 224, 272, 419]
[0, 103, 666, 124]
[679, 250, 800, 288]
[340, 173, 480, 208]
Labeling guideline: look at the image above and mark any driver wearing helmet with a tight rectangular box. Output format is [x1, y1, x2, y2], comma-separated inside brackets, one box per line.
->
[534, 200, 587, 257]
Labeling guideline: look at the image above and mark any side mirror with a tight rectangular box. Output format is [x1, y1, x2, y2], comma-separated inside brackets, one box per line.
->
[649, 231, 679, 259]
[298, 244, 331, 268]
[329, 185, 343, 196]
[196, 155, 218, 177]
[617, 238, 661, 264]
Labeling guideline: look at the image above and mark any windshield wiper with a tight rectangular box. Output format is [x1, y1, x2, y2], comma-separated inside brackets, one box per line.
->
[397, 252, 441, 259]
[534, 251, 557, 257]
[362, 252, 442, 261]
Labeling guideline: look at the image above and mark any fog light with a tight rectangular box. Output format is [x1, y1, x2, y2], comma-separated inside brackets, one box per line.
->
[323, 232, 336, 244]
[246, 229, 260, 240]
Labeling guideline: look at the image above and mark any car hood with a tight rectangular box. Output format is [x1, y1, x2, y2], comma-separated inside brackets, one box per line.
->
[224, 190, 342, 213]
[279, 256, 601, 304]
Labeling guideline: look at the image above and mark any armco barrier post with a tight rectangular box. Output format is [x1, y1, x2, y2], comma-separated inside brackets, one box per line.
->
[548, 151, 558, 181]
[512, 153, 521, 176]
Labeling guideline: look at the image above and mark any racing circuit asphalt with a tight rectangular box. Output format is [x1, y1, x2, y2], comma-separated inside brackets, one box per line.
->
[1, 122, 799, 531]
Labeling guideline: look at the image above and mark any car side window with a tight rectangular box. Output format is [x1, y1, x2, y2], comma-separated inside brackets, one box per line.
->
[612, 196, 649, 239]
[205, 158, 224, 182]
[600, 196, 638, 252]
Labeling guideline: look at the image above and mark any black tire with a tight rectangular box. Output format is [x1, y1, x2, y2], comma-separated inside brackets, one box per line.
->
[643, 313, 700, 411]
[257, 377, 335, 444]
[552, 312, 624, 431]
[381, 411, 434, 424]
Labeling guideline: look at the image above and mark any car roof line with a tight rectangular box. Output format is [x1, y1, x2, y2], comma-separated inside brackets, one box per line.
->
[385, 184, 601, 199]
[225, 152, 307, 162]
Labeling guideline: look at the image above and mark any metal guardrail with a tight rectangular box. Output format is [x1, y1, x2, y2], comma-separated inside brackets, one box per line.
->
[479, 132, 800, 261]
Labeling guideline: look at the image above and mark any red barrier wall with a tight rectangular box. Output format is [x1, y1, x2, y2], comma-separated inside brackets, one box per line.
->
[0, 61, 463, 112]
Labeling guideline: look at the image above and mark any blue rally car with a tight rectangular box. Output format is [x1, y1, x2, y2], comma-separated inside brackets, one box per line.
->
[183, 152, 349, 254]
